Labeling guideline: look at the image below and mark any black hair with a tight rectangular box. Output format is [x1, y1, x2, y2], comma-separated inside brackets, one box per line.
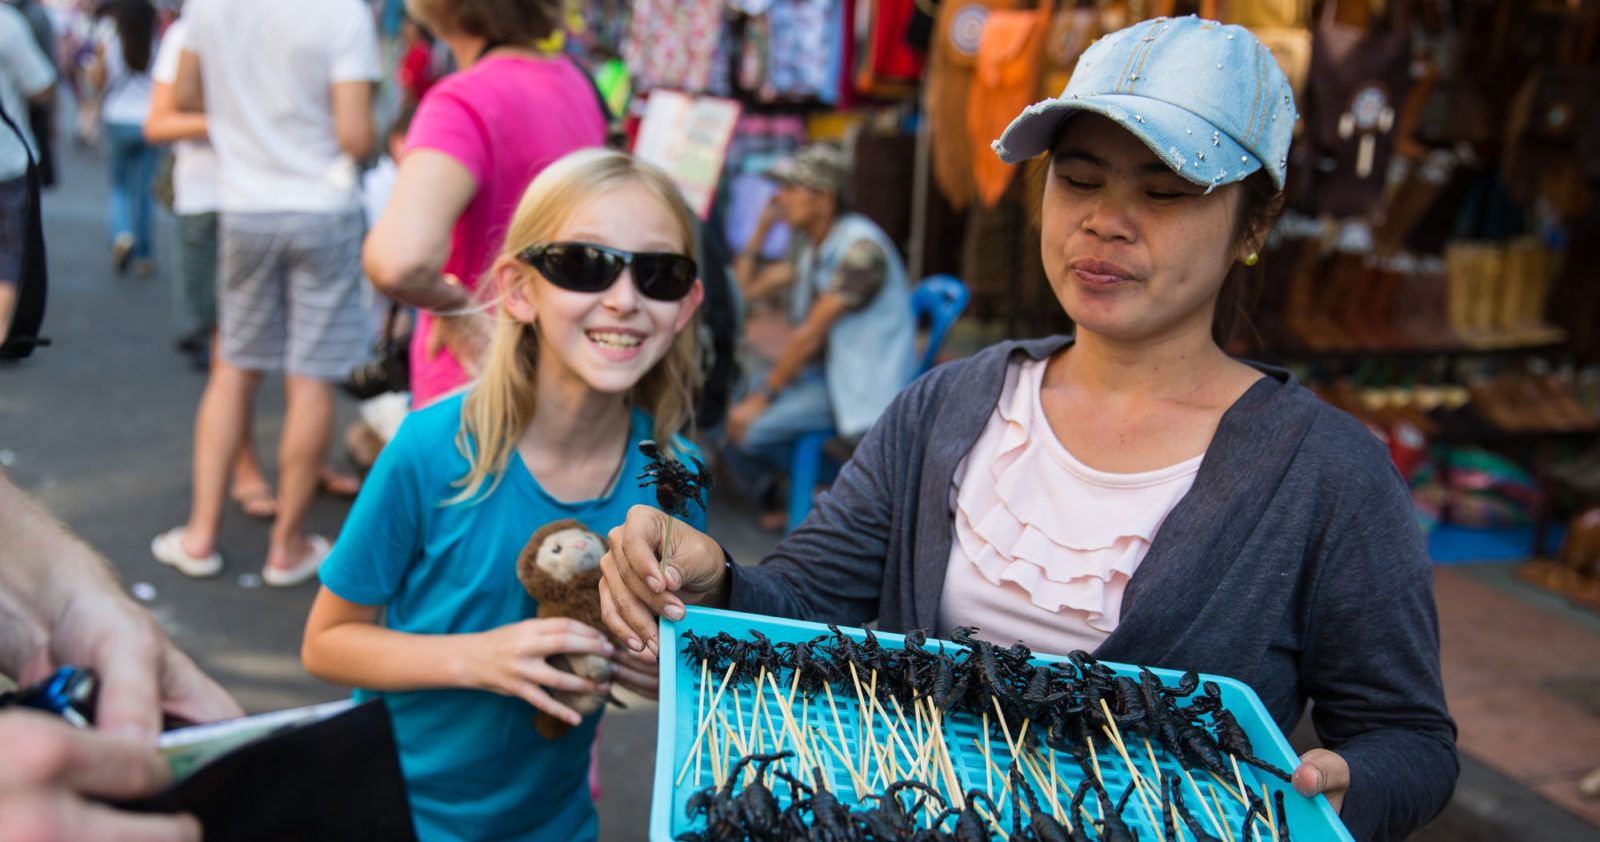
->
[113, 0, 156, 74]
[1214, 169, 1282, 348]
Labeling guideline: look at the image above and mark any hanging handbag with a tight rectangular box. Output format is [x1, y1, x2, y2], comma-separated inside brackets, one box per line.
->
[1304, 0, 1411, 219]
[341, 303, 412, 400]
[926, 0, 1018, 210]
[1039, 1, 1098, 98]
[966, 0, 1054, 209]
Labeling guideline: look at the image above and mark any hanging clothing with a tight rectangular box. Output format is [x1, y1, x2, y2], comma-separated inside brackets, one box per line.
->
[622, 0, 723, 93]
[764, 0, 840, 102]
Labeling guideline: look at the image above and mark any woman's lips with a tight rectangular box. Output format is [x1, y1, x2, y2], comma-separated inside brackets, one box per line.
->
[1070, 258, 1138, 287]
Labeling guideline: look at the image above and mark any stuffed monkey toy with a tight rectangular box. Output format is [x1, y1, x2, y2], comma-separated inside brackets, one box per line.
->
[516, 518, 624, 739]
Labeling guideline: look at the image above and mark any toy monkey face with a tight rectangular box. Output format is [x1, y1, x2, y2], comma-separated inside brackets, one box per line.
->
[534, 526, 606, 582]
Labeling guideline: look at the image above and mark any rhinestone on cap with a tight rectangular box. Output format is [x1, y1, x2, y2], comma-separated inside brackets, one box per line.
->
[1133, 114, 1146, 123]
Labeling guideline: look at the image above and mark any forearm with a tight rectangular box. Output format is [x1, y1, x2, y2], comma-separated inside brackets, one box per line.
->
[363, 240, 468, 313]
[143, 109, 206, 144]
[765, 327, 826, 391]
[302, 623, 479, 693]
[1332, 727, 1459, 841]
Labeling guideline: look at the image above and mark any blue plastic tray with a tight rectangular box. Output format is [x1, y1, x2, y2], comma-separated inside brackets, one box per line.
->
[653, 607, 1353, 841]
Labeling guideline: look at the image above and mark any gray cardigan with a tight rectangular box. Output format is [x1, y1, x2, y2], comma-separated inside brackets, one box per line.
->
[728, 337, 1457, 842]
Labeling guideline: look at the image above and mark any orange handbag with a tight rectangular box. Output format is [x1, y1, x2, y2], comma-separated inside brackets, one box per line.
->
[966, 0, 1055, 208]
[927, 0, 1020, 210]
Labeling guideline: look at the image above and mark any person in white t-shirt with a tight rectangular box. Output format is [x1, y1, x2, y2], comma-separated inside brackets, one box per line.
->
[144, 10, 281, 526]
[0, 2, 54, 348]
[87, 0, 157, 275]
[152, 0, 379, 588]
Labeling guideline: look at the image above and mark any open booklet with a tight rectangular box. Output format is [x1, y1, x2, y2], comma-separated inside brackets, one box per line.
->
[121, 698, 417, 842]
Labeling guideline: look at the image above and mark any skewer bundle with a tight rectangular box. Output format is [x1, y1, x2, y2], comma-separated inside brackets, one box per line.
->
[663, 619, 1330, 842]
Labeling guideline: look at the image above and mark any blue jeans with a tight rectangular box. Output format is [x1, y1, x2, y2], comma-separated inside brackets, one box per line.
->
[722, 365, 835, 499]
[105, 122, 157, 259]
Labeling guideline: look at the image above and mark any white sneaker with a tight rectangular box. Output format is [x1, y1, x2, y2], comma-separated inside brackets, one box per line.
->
[151, 527, 224, 578]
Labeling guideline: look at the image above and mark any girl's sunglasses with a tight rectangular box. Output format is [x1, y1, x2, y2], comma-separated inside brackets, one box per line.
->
[518, 242, 698, 302]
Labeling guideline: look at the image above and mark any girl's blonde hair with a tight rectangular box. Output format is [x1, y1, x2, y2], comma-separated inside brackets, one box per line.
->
[450, 148, 702, 505]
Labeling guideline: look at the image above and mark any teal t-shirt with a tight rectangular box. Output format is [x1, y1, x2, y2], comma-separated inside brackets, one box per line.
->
[319, 394, 706, 842]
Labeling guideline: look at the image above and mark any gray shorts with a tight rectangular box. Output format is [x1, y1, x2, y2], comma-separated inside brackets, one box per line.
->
[0, 176, 27, 285]
[218, 210, 369, 380]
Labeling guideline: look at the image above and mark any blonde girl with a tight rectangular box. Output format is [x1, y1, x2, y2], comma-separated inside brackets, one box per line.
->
[302, 148, 706, 842]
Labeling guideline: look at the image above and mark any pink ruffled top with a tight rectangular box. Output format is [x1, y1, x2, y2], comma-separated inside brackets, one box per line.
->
[936, 357, 1203, 655]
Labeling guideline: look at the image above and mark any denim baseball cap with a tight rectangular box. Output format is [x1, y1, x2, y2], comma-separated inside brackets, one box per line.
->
[992, 15, 1296, 192]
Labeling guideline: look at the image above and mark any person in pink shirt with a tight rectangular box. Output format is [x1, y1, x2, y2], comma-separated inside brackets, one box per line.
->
[364, 0, 607, 408]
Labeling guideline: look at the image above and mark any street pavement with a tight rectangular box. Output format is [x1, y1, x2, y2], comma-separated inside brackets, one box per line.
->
[2, 138, 779, 842]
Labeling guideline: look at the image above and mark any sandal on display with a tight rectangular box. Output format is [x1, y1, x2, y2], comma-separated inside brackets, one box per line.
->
[151, 527, 224, 578]
[262, 534, 331, 588]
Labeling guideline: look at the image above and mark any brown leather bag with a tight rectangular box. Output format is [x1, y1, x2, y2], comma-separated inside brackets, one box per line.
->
[967, 0, 1055, 208]
[1502, 66, 1600, 220]
[1303, 0, 1411, 218]
[1039, 2, 1099, 98]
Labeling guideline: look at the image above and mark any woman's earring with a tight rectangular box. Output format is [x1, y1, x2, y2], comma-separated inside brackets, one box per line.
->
[1243, 252, 1260, 267]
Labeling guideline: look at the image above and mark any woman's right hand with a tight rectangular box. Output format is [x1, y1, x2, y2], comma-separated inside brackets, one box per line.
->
[599, 505, 729, 658]
[465, 618, 615, 727]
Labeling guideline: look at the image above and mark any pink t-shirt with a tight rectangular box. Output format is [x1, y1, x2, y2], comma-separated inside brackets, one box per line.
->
[404, 54, 607, 407]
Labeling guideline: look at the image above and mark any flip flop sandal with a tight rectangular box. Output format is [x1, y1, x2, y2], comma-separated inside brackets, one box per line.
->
[263, 534, 331, 588]
[151, 527, 224, 578]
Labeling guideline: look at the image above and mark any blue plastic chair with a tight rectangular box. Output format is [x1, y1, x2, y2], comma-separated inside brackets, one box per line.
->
[785, 275, 971, 532]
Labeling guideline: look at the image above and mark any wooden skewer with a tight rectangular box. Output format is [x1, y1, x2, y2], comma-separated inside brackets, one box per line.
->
[1143, 737, 1166, 788]
[766, 670, 817, 778]
[970, 738, 1013, 815]
[846, 661, 875, 786]
[1262, 783, 1279, 842]
[1179, 765, 1231, 842]
[720, 721, 733, 789]
[972, 801, 1011, 841]
[716, 709, 748, 759]
[1015, 745, 1062, 821]
[821, 683, 854, 787]
[709, 711, 723, 788]
[1207, 770, 1247, 806]
[1227, 755, 1275, 840]
[814, 726, 870, 797]
[1100, 724, 1167, 842]
[1208, 787, 1238, 842]
[732, 683, 747, 770]
[933, 703, 965, 809]
[694, 659, 708, 787]
[676, 662, 737, 787]
[982, 711, 995, 800]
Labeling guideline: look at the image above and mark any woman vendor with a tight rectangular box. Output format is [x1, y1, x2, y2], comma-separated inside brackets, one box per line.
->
[598, 16, 1456, 841]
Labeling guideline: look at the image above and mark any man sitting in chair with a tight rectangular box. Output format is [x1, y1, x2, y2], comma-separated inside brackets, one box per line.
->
[727, 142, 916, 528]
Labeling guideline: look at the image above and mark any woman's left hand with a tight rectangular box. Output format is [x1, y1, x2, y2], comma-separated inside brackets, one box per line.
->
[1292, 748, 1350, 813]
[609, 647, 659, 700]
